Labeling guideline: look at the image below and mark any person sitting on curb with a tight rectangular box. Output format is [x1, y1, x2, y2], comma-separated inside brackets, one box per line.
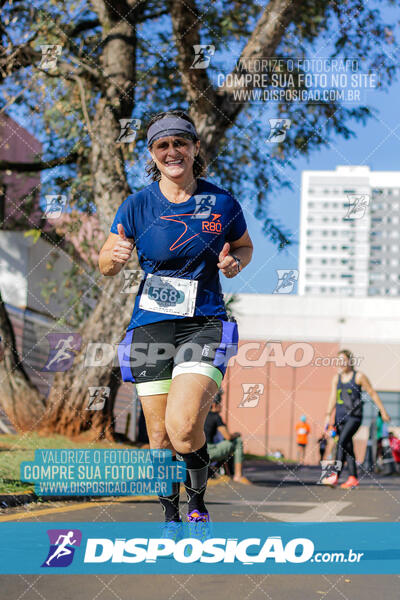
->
[204, 391, 252, 485]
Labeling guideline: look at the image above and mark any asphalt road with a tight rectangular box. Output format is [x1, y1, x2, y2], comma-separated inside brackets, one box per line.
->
[1, 461, 399, 599]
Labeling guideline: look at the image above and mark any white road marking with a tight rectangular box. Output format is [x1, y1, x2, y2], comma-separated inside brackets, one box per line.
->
[258, 500, 377, 522]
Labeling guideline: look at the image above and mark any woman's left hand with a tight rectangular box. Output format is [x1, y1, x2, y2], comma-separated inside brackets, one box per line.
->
[217, 242, 239, 278]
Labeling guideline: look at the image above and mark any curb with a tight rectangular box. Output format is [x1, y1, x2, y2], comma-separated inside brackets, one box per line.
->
[0, 492, 97, 509]
[0, 491, 36, 508]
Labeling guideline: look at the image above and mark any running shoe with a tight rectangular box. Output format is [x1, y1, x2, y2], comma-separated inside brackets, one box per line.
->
[320, 472, 338, 486]
[160, 520, 184, 542]
[340, 476, 359, 489]
[184, 510, 213, 556]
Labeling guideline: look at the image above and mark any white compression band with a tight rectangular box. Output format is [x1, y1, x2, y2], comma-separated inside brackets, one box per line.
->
[172, 362, 223, 388]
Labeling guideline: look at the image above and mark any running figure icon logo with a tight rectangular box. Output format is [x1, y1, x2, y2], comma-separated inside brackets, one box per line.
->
[116, 118, 141, 143]
[86, 386, 110, 411]
[317, 460, 342, 485]
[191, 194, 216, 219]
[44, 194, 68, 219]
[267, 119, 291, 143]
[239, 383, 264, 408]
[121, 269, 144, 293]
[42, 333, 82, 372]
[273, 269, 298, 294]
[41, 529, 82, 568]
[39, 44, 62, 70]
[344, 194, 370, 220]
[190, 45, 215, 69]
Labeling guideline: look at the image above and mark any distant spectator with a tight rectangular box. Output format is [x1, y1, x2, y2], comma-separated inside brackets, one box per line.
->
[295, 415, 310, 464]
[317, 435, 327, 463]
[204, 391, 251, 485]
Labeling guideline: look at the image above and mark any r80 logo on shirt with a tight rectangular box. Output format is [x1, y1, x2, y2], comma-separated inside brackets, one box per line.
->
[202, 216, 222, 233]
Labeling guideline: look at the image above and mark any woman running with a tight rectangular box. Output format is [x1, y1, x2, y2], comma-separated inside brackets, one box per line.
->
[321, 349, 390, 488]
[98, 109, 253, 538]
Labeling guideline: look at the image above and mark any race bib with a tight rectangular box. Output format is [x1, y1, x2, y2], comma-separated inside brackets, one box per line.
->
[139, 274, 198, 317]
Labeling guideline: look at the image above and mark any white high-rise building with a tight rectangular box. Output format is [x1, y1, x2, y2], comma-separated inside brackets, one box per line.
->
[299, 166, 400, 297]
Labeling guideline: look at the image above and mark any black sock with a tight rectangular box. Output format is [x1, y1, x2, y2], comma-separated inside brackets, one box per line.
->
[158, 480, 181, 522]
[158, 455, 181, 522]
[176, 442, 209, 515]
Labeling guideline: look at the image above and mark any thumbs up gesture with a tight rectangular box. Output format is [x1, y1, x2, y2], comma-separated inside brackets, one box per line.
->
[112, 224, 135, 264]
[217, 242, 239, 278]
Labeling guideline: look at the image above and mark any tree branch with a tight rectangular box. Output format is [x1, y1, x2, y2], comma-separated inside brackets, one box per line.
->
[170, 0, 304, 157]
[0, 152, 79, 173]
[68, 18, 101, 37]
[0, 33, 40, 81]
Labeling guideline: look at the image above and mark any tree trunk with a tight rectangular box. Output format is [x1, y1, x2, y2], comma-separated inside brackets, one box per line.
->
[42, 0, 142, 439]
[42, 274, 135, 439]
[0, 293, 46, 431]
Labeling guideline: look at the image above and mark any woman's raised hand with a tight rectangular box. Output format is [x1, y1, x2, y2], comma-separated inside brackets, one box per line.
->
[112, 224, 134, 264]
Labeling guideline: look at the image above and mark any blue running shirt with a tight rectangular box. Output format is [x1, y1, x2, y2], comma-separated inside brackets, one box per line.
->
[110, 178, 247, 330]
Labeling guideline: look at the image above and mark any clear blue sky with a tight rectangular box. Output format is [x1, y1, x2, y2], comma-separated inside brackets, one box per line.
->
[222, 73, 400, 296]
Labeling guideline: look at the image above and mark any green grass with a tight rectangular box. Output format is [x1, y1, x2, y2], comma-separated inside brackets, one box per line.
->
[0, 433, 139, 496]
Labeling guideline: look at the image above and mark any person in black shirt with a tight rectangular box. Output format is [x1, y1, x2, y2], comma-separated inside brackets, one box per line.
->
[321, 349, 390, 488]
[204, 391, 251, 484]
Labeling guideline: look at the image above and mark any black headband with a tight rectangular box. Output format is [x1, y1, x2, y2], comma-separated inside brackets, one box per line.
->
[147, 116, 198, 147]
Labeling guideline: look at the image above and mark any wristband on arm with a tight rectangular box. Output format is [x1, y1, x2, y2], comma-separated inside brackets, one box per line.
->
[230, 254, 241, 272]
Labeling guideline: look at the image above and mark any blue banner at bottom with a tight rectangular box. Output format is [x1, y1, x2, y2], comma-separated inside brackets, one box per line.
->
[0, 522, 398, 574]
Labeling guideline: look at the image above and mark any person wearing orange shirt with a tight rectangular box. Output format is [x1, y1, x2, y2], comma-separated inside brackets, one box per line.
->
[295, 415, 310, 464]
